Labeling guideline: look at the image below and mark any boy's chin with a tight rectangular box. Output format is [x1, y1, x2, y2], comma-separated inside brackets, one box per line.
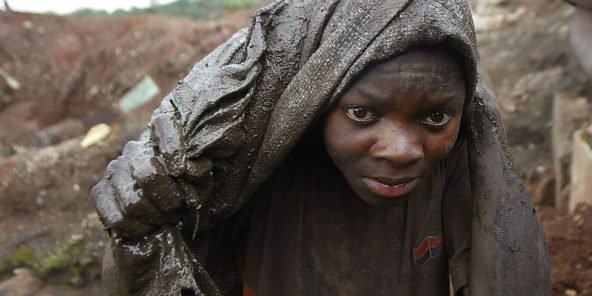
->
[347, 177, 420, 207]
[354, 189, 412, 207]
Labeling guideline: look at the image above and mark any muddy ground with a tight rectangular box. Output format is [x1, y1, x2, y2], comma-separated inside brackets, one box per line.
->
[0, 9, 250, 295]
[0, 0, 591, 295]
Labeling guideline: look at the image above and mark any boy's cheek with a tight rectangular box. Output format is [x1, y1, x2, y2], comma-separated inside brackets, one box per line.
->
[442, 132, 459, 156]
[324, 140, 360, 171]
[427, 121, 461, 163]
[443, 119, 462, 153]
[323, 119, 369, 164]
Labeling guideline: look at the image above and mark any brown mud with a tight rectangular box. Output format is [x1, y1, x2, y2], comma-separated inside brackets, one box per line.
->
[0, 9, 250, 295]
[546, 204, 592, 295]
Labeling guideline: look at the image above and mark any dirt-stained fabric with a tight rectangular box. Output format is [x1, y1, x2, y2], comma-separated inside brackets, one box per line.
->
[91, 0, 551, 295]
[238, 134, 471, 295]
[566, 0, 592, 9]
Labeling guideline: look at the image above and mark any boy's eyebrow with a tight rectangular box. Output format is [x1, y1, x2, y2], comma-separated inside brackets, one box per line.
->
[420, 92, 465, 108]
[350, 86, 390, 104]
[351, 84, 465, 106]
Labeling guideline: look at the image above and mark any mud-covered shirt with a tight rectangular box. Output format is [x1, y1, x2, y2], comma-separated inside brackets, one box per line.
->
[238, 137, 472, 296]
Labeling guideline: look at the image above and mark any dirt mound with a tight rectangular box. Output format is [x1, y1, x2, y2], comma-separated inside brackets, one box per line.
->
[0, 11, 248, 154]
[0, 10, 250, 294]
[474, 0, 592, 294]
[476, 0, 577, 172]
[546, 204, 592, 295]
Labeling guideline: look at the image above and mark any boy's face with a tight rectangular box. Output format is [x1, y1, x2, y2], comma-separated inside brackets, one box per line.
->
[323, 48, 466, 206]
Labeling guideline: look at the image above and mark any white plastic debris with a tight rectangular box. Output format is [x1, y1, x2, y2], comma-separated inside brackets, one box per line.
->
[118, 75, 160, 113]
[80, 123, 111, 148]
[0, 68, 21, 90]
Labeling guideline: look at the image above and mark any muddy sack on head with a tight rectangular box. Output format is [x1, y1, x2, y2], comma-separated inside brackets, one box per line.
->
[90, 0, 550, 295]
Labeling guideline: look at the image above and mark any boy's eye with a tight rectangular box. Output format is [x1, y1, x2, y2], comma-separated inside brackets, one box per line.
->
[343, 105, 377, 123]
[421, 112, 451, 127]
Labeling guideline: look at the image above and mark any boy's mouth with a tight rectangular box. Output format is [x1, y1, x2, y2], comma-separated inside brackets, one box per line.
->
[362, 177, 419, 198]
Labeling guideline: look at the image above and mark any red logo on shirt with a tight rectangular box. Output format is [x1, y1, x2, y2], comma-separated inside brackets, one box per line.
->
[413, 234, 443, 266]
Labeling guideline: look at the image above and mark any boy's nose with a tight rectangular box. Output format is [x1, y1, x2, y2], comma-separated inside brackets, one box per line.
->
[369, 127, 423, 167]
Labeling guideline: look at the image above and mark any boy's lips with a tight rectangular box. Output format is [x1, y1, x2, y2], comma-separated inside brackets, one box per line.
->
[362, 177, 419, 198]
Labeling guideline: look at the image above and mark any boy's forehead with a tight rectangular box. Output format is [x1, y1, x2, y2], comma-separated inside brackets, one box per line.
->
[352, 47, 466, 92]
[347, 48, 466, 97]
[373, 47, 464, 76]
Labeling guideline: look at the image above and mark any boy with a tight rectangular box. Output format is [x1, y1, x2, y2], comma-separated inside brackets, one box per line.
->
[92, 0, 550, 295]
[236, 46, 471, 295]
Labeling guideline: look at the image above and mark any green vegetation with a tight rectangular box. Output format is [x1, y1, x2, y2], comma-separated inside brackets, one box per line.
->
[37, 239, 86, 277]
[0, 238, 86, 279]
[72, 8, 110, 16]
[72, 0, 264, 21]
[583, 129, 592, 148]
[0, 247, 37, 273]
[0, 87, 6, 110]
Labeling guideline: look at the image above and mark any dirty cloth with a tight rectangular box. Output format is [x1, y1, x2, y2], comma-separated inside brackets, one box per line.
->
[239, 135, 471, 295]
[566, 0, 592, 9]
[92, 0, 551, 295]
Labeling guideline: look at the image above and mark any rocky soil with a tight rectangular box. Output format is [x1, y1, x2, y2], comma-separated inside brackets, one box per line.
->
[474, 0, 592, 294]
[0, 0, 591, 295]
[0, 9, 249, 295]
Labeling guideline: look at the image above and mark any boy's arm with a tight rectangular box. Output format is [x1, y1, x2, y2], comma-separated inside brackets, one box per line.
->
[91, 133, 185, 238]
[91, 20, 265, 237]
[90, 21, 268, 294]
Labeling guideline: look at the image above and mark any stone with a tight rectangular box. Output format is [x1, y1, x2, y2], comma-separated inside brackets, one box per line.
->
[569, 129, 592, 213]
[535, 173, 555, 207]
[0, 269, 43, 296]
[80, 123, 111, 148]
[469, 0, 509, 14]
[36, 281, 106, 296]
[571, 7, 592, 80]
[36, 119, 84, 148]
[118, 75, 159, 113]
[565, 289, 578, 296]
[525, 166, 555, 206]
[552, 93, 591, 215]
[0, 68, 21, 91]
[472, 7, 526, 32]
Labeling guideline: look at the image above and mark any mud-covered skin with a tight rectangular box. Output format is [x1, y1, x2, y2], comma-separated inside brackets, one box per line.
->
[90, 0, 550, 295]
